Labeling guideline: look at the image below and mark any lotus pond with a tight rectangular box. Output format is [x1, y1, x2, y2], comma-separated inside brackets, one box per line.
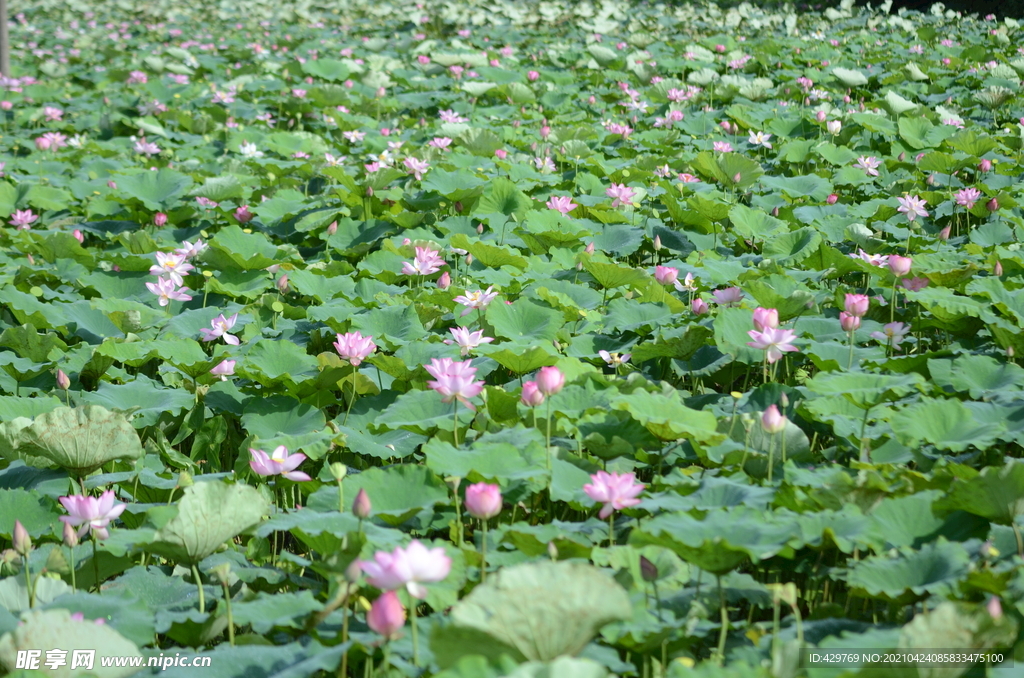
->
[0, 0, 1023, 676]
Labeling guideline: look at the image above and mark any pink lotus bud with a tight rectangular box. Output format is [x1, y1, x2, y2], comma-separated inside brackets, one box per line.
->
[465, 254, 473, 265]
[987, 197, 999, 212]
[535, 366, 565, 396]
[352, 488, 372, 518]
[325, 221, 337, 236]
[234, 205, 254, 223]
[476, 223, 484, 234]
[979, 159, 992, 172]
[276, 274, 289, 294]
[527, 70, 539, 81]
[752, 307, 779, 331]
[926, 173, 936, 186]
[760, 405, 787, 434]
[12, 520, 31, 556]
[464, 482, 502, 520]
[376, 87, 386, 98]
[888, 255, 912, 277]
[107, 180, 117, 189]
[494, 149, 507, 159]
[692, 298, 709, 315]
[35, 137, 52, 151]
[521, 380, 545, 407]
[915, 153, 925, 163]
[843, 95, 851, 104]
[654, 265, 678, 285]
[733, 172, 742, 184]
[827, 120, 841, 135]
[56, 369, 70, 390]
[987, 596, 1003, 620]
[366, 186, 374, 197]
[898, 152, 906, 162]
[816, 110, 827, 122]
[938, 225, 951, 240]
[826, 193, 838, 205]
[585, 242, 595, 254]
[840, 311, 861, 332]
[771, 206, 779, 217]
[63, 521, 79, 548]
[588, 95, 596, 105]
[0, 101, 11, 110]
[437, 271, 451, 289]
[653, 235, 662, 250]
[73, 229, 84, 243]
[367, 591, 406, 639]
[154, 212, 168, 226]
[994, 260, 1003, 276]
[540, 125, 551, 139]
[715, 44, 726, 53]
[844, 293, 870, 317]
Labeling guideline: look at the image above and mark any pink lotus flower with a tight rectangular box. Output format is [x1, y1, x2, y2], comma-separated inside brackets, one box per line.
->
[401, 246, 445, 276]
[494, 148, 508, 160]
[454, 286, 498, 316]
[43, 106, 63, 122]
[844, 293, 870, 317]
[127, 70, 148, 84]
[654, 266, 678, 286]
[598, 350, 630, 367]
[535, 366, 565, 395]
[827, 193, 839, 204]
[752, 307, 779, 331]
[713, 141, 734, 153]
[896, 195, 928, 222]
[692, 298, 709, 315]
[888, 255, 912, 277]
[199, 313, 241, 345]
[546, 195, 577, 215]
[210, 359, 236, 381]
[367, 591, 406, 639]
[342, 130, 365, 143]
[9, 209, 38, 230]
[954, 188, 981, 209]
[333, 331, 376, 366]
[465, 482, 502, 520]
[854, 156, 881, 176]
[439, 109, 468, 124]
[712, 287, 744, 306]
[583, 471, 644, 519]
[359, 540, 452, 599]
[150, 251, 195, 286]
[154, 212, 168, 227]
[437, 271, 451, 290]
[870, 321, 910, 348]
[446, 327, 493, 356]
[59, 490, 127, 541]
[979, 159, 993, 173]
[901, 277, 929, 292]
[249, 446, 311, 481]
[175, 239, 207, 259]
[761, 405, 787, 433]
[606, 183, 636, 208]
[521, 381, 544, 406]
[146, 277, 193, 306]
[839, 312, 861, 332]
[234, 205, 254, 223]
[403, 157, 430, 180]
[424, 358, 485, 409]
[746, 327, 800, 363]
[134, 138, 160, 156]
[527, 70, 540, 82]
[429, 137, 452, 149]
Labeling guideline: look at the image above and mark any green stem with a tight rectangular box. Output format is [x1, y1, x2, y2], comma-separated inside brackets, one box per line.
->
[767, 433, 776, 484]
[847, 331, 856, 370]
[92, 537, 100, 594]
[222, 581, 235, 645]
[480, 520, 488, 583]
[24, 555, 34, 608]
[411, 601, 420, 667]
[608, 511, 615, 547]
[716, 575, 728, 663]
[343, 372, 356, 426]
[339, 598, 350, 678]
[192, 563, 205, 614]
[68, 545, 76, 593]
[453, 399, 460, 448]
[545, 400, 552, 472]
[890, 278, 898, 324]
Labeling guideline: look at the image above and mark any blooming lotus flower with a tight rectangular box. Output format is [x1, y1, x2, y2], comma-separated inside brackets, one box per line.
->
[535, 366, 565, 396]
[438, 109, 468, 124]
[134, 138, 160, 156]
[210, 359, 236, 381]
[955, 188, 981, 209]
[199, 313, 241, 345]
[367, 591, 406, 639]
[850, 249, 890, 267]
[446, 327, 493, 356]
[359, 540, 452, 599]
[521, 381, 544, 407]
[896, 195, 928, 222]
[146, 277, 193, 306]
[746, 327, 800, 363]
[692, 298, 709, 315]
[465, 482, 502, 520]
[424, 358, 485, 409]
[343, 130, 366, 143]
[429, 137, 452, 149]
[752, 307, 779, 331]
[333, 331, 376, 366]
[583, 471, 644, 519]
[59, 490, 127, 541]
[712, 287, 744, 306]
[606, 183, 636, 208]
[175, 239, 207, 259]
[149, 252, 195, 286]
[454, 286, 498, 316]
[403, 157, 430, 180]
[870, 322, 910, 348]
[654, 266, 679, 286]
[598, 350, 630, 367]
[748, 130, 773, 148]
[546, 195, 577, 215]
[844, 293, 870, 317]
[761, 405, 787, 433]
[234, 205, 254, 223]
[713, 141, 734, 153]
[401, 246, 445, 276]
[249, 446, 311, 481]
[901, 277, 929, 292]
[8, 209, 38, 230]
[854, 156, 881, 176]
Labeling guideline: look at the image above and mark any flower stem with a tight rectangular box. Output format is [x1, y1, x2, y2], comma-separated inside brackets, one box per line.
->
[24, 555, 34, 608]
[92, 537, 100, 594]
[192, 563, 205, 614]
[453, 399, 460, 448]
[480, 519, 488, 583]
[410, 601, 420, 667]
[222, 579, 235, 645]
[343, 372, 356, 426]
[545, 399, 552, 471]
[847, 331, 856, 370]
[608, 512, 615, 547]
[716, 575, 729, 663]
[767, 433, 776, 484]
[68, 545, 76, 593]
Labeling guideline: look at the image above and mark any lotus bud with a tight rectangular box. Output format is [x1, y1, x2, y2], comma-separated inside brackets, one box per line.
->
[477, 223, 484, 234]
[345, 559, 362, 583]
[897, 152, 906, 162]
[465, 254, 473, 265]
[547, 541, 559, 560]
[987, 596, 1003, 620]
[716, 44, 726, 53]
[826, 193, 838, 204]
[276, 274, 289, 294]
[211, 562, 232, 586]
[926, 173, 936, 185]
[938, 225, 951, 240]
[464, 482, 502, 520]
[979, 158, 992, 172]
[437, 271, 451, 289]
[692, 298, 709, 315]
[367, 591, 406, 639]
[56, 369, 70, 390]
[752, 307, 779, 331]
[527, 70, 540, 81]
[987, 197, 999, 212]
[535, 366, 565, 396]
[994, 260, 1003, 276]
[585, 242, 595, 254]
[843, 95, 851, 104]
[154, 212, 168, 226]
[816, 110, 826, 122]
[12, 521, 31, 556]
[1008, 346, 1015, 358]
[588, 95, 596, 105]
[915, 153, 925, 163]
[353, 488, 372, 518]
[733, 172, 742, 184]
[329, 462, 347, 481]
[654, 266, 678, 285]
[771, 206, 779, 217]
[327, 221, 338, 235]
[521, 381, 545, 407]
[454, 201, 463, 212]
[761, 405, 787, 434]
[653, 235, 662, 250]
[62, 521, 79, 548]
[73, 229, 84, 243]
[365, 186, 373, 197]
[178, 470, 193, 488]
[827, 120, 841, 134]
[888, 255, 912, 277]
[840, 311, 861, 332]
[639, 555, 659, 582]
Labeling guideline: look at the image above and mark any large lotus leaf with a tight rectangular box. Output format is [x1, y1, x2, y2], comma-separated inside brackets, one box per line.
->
[845, 538, 970, 602]
[610, 390, 723, 444]
[0, 609, 142, 678]
[478, 344, 559, 374]
[486, 299, 565, 344]
[581, 258, 647, 290]
[629, 325, 711, 363]
[336, 464, 450, 525]
[762, 227, 822, 265]
[832, 67, 869, 87]
[209, 225, 282, 270]
[431, 561, 631, 667]
[146, 481, 270, 565]
[933, 462, 1024, 525]
[144, 641, 348, 678]
[630, 508, 798, 574]
[507, 658, 609, 678]
[804, 371, 925, 409]
[7, 406, 143, 476]
[116, 168, 193, 211]
[0, 488, 60, 538]
[760, 174, 834, 202]
[890, 398, 1004, 453]
[0, 576, 73, 612]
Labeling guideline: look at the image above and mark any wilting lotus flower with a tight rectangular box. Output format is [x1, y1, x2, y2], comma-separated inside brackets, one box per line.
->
[249, 446, 311, 481]
[59, 490, 127, 541]
[359, 540, 452, 599]
[583, 471, 644, 519]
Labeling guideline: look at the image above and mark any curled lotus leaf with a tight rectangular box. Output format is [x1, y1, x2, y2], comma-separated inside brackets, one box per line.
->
[0, 405, 143, 476]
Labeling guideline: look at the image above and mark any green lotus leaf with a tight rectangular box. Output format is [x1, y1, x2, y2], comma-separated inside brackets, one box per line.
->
[431, 561, 631, 667]
[891, 397, 1004, 453]
[933, 462, 1024, 525]
[146, 481, 270, 565]
[115, 168, 193, 211]
[845, 538, 970, 602]
[832, 67, 869, 87]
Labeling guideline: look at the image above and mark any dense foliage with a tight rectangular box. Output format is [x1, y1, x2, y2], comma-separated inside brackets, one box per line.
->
[0, 0, 1023, 676]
